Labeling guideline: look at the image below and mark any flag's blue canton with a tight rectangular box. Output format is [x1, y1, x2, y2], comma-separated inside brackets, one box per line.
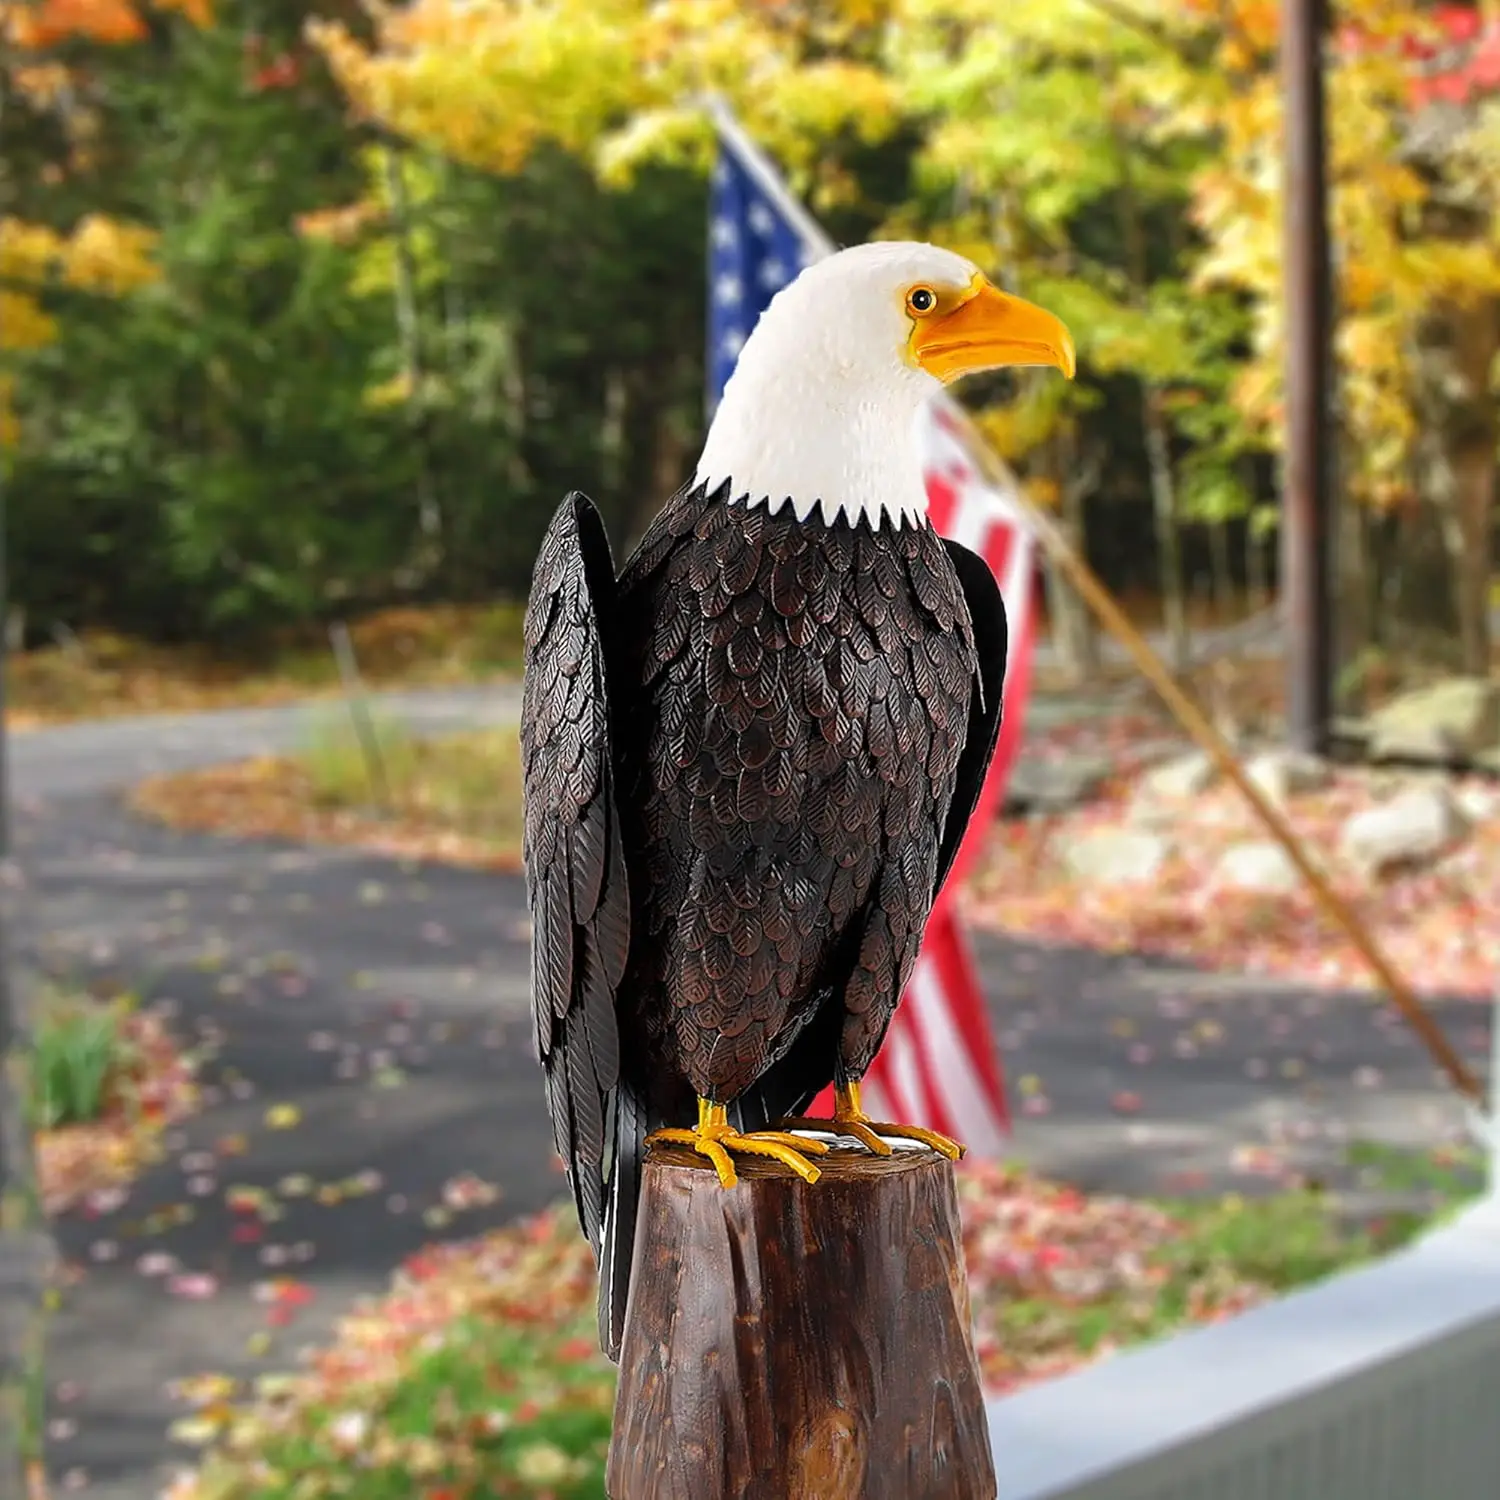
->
[707, 146, 815, 413]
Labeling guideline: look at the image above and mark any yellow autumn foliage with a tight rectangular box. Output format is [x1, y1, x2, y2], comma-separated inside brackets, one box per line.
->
[0, 215, 161, 441]
[1159, 0, 1500, 507]
[0, 215, 159, 323]
[0, 0, 197, 447]
[308, 0, 1500, 505]
[308, 0, 899, 198]
[0, 292, 60, 354]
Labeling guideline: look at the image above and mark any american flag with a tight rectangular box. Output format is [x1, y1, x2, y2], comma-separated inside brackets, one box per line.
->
[707, 104, 1038, 1155]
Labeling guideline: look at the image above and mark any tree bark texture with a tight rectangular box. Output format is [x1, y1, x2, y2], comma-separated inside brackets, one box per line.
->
[1045, 429, 1103, 683]
[607, 1143, 996, 1500]
[1142, 388, 1191, 675]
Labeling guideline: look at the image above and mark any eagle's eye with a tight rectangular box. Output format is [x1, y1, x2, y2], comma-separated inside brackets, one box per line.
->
[905, 286, 937, 316]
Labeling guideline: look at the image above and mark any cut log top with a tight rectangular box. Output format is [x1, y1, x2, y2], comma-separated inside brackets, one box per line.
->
[607, 1140, 996, 1500]
[646, 1136, 945, 1181]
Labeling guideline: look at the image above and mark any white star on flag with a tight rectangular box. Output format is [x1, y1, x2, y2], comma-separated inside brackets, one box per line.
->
[758, 258, 787, 289]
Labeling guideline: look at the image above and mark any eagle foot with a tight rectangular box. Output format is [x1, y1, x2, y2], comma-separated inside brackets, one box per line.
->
[647, 1098, 829, 1189]
[778, 1081, 966, 1162]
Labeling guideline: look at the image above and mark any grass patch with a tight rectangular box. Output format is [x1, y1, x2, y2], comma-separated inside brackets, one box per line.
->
[22, 986, 200, 1216]
[164, 1147, 1478, 1499]
[8, 603, 526, 729]
[26, 991, 138, 1129]
[132, 719, 524, 872]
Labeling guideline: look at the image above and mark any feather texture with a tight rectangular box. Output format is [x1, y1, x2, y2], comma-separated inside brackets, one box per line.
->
[611, 482, 976, 1104]
[521, 479, 1002, 1364]
[520, 493, 630, 1262]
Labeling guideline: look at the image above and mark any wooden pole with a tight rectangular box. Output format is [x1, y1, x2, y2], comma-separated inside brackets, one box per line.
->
[608, 1144, 996, 1500]
[1281, 0, 1336, 754]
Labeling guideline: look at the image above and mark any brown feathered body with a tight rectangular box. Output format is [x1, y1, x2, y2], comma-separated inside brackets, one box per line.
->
[614, 482, 974, 1109]
[520, 479, 1005, 1357]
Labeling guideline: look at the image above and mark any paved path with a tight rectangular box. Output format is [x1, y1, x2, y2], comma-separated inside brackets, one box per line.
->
[9, 684, 523, 800]
[4, 688, 1482, 1498]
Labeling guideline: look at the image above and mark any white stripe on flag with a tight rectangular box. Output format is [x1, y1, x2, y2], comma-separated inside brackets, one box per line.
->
[905, 960, 1009, 1156]
[944, 485, 998, 554]
[881, 1018, 930, 1127]
[1001, 542, 1034, 677]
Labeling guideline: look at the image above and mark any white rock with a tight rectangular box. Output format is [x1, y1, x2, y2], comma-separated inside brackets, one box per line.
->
[1061, 829, 1172, 885]
[1367, 677, 1500, 762]
[1244, 748, 1330, 802]
[1337, 785, 1468, 877]
[1126, 793, 1171, 828]
[1137, 751, 1216, 801]
[1129, 793, 1239, 830]
[1454, 783, 1499, 823]
[1212, 841, 1300, 894]
[1008, 755, 1112, 812]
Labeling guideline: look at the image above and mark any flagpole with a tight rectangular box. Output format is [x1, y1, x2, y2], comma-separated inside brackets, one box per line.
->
[701, 95, 837, 262]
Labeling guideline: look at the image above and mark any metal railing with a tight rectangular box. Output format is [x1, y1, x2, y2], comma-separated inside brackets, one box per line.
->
[986, 1206, 1500, 1499]
[987, 1015, 1500, 1500]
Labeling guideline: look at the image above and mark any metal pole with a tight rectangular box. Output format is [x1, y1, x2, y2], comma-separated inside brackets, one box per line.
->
[329, 622, 393, 812]
[1281, 0, 1336, 755]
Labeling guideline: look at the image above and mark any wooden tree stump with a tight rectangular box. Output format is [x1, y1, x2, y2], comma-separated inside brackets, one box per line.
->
[606, 1142, 996, 1500]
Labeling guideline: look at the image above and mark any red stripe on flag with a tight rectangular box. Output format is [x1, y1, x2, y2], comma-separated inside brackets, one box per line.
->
[980, 523, 1015, 592]
[807, 1081, 836, 1116]
[843, 908, 1009, 1145]
[925, 473, 959, 533]
[899, 953, 951, 1131]
[922, 905, 1010, 1130]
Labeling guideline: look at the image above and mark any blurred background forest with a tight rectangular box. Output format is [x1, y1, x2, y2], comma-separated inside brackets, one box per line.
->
[3, 0, 1500, 715]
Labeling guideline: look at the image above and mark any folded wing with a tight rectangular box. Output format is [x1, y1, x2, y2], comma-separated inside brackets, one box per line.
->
[521, 493, 632, 1253]
[933, 537, 1009, 897]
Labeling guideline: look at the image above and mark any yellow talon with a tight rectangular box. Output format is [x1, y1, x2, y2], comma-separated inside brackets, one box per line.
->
[647, 1098, 828, 1188]
[778, 1081, 966, 1162]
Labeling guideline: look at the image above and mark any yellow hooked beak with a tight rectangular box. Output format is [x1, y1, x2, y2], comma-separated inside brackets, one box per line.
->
[908, 275, 1075, 384]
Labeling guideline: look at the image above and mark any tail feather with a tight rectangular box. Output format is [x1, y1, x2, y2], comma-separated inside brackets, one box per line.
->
[598, 1081, 648, 1361]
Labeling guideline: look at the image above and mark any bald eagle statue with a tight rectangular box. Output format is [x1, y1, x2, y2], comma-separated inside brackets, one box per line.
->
[521, 241, 1074, 1358]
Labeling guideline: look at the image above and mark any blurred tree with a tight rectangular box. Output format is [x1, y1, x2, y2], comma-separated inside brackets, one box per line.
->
[4, 2, 416, 637]
[308, 0, 904, 211]
[8, 0, 1497, 685]
[3, 0, 714, 639]
[878, 0, 1258, 675]
[0, 0, 166, 450]
[1156, 0, 1500, 679]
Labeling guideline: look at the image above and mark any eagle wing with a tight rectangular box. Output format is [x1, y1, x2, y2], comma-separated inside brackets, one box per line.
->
[521, 492, 632, 1260]
[932, 536, 1009, 897]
